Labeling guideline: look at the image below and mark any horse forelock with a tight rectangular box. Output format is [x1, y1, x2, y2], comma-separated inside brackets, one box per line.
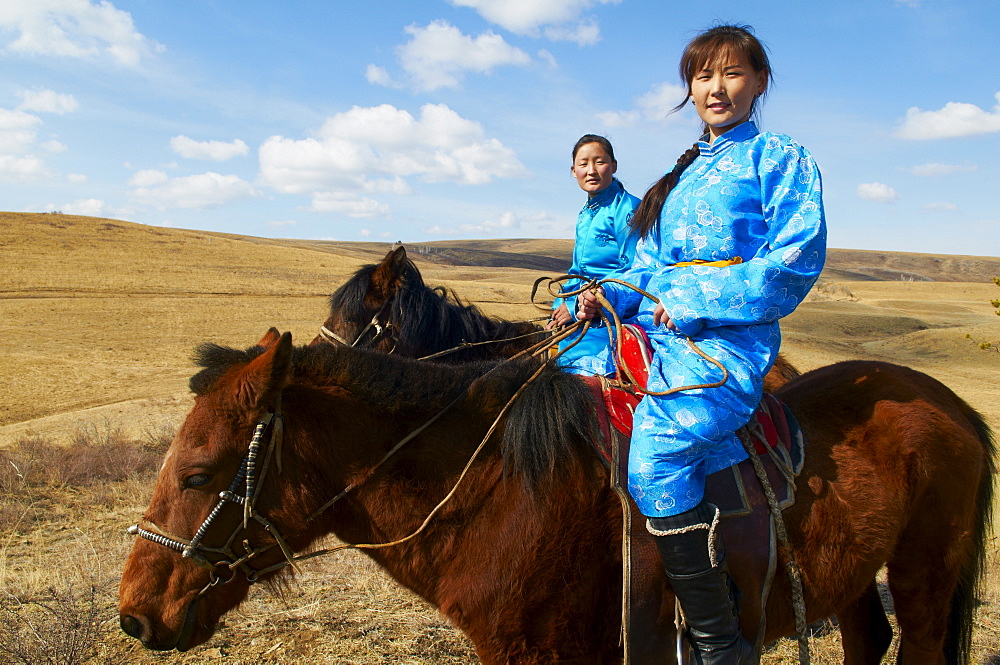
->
[327, 264, 378, 321]
[189, 342, 267, 396]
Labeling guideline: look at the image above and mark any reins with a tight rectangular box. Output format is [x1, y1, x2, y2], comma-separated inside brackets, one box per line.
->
[533, 273, 731, 395]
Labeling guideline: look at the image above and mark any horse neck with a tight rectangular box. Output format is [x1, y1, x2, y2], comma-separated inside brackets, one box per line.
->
[283, 376, 505, 580]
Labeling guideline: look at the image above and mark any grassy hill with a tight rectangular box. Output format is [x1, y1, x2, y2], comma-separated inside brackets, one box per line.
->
[2, 211, 1000, 664]
[2, 210, 998, 432]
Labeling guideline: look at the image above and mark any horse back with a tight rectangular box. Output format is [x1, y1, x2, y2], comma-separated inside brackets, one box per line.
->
[763, 360, 994, 633]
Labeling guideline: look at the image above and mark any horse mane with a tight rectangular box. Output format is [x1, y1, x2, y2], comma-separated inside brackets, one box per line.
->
[499, 362, 601, 489]
[329, 255, 539, 358]
[189, 340, 600, 490]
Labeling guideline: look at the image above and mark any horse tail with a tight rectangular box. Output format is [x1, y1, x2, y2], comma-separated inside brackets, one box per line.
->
[944, 403, 996, 664]
[499, 363, 600, 492]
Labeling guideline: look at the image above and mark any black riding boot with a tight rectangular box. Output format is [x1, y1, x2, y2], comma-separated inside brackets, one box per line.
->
[648, 501, 757, 665]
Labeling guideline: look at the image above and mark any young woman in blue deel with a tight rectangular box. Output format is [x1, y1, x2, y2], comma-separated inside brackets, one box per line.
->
[548, 134, 640, 375]
[578, 25, 826, 664]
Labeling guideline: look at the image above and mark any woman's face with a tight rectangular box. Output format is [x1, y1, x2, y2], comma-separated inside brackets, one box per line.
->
[571, 142, 617, 196]
[690, 51, 767, 142]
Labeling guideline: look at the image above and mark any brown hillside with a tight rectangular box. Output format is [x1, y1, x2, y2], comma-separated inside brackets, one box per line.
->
[2, 210, 998, 436]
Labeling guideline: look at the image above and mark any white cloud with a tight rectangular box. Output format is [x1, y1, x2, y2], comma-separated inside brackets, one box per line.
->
[170, 135, 249, 161]
[129, 172, 259, 209]
[460, 210, 522, 234]
[448, 0, 621, 35]
[537, 49, 558, 69]
[904, 162, 978, 177]
[128, 169, 168, 187]
[895, 91, 1000, 140]
[397, 20, 530, 91]
[40, 139, 67, 152]
[0, 107, 48, 180]
[68, 172, 86, 183]
[258, 102, 526, 215]
[921, 202, 958, 212]
[543, 18, 600, 46]
[856, 182, 899, 203]
[0, 153, 47, 180]
[60, 198, 108, 216]
[365, 64, 401, 88]
[0, 108, 42, 153]
[310, 193, 391, 218]
[596, 81, 688, 127]
[16, 89, 79, 114]
[0, 89, 79, 181]
[425, 210, 560, 236]
[0, 0, 161, 67]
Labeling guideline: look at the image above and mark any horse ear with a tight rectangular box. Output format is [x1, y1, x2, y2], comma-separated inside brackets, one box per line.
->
[256, 327, 282, 347]
[370, 246, 408, 298]
[236, 331, 293, 412]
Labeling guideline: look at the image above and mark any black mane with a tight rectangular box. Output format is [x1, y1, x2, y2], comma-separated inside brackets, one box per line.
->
[190, 340, 600, 489]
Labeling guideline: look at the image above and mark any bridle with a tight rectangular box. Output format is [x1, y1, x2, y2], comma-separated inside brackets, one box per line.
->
[317, 298, 396, 351]
[127, 408, 299, 596]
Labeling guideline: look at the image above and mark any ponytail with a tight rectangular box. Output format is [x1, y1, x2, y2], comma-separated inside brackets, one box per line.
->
[630, 144, 701, 239]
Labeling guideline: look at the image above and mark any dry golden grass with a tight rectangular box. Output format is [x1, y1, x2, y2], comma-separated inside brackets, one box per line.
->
[2, 211, 1000, 663]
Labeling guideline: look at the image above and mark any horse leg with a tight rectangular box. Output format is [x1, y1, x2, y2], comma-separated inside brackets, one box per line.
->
[885, 547, 964, 665]
[836, 581, 893, 665]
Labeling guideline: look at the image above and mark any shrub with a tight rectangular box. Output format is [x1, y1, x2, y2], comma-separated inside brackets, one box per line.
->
[0, 425, 172, 532]
[0, 583, 109, 665]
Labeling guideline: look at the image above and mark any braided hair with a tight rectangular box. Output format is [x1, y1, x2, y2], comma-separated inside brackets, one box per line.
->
[629, 144, 700, 239]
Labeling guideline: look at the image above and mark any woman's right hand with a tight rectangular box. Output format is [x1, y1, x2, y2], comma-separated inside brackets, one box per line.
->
[576, 287, 605, 320]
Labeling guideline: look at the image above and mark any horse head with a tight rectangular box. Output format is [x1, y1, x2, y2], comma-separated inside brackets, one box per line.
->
[119, 328, 307, 651]
[313, 245, 417, 352]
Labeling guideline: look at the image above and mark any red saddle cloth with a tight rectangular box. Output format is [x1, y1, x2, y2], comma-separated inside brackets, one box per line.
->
[614, 323, 652, 391]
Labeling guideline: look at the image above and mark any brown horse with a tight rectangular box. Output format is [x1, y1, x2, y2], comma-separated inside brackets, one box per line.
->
[119, 330, 994, 664]
[313, 245, 801, 391]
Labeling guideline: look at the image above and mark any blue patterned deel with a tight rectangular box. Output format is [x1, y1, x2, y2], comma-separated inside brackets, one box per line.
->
[600, 121, 827, 517]
[555, 177, 641, 376]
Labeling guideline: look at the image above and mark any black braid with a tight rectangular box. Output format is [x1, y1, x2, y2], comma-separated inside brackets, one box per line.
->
[630, 143, 701, 239]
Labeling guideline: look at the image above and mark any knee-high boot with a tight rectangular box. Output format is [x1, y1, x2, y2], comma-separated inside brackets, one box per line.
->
[648, 501, 757, 665]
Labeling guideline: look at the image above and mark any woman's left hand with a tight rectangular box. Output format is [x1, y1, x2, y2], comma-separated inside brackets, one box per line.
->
[653, 303, 678, 331]
[547, 304, 572, 329]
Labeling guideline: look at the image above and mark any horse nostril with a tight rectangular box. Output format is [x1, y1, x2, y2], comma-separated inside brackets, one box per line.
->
[120, 614, 146, 640]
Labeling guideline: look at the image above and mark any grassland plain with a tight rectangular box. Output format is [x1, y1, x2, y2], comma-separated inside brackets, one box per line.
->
[2, 211, 1000, 663]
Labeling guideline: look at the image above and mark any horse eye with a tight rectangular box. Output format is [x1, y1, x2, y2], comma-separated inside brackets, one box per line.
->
[183, 474, 212, 489]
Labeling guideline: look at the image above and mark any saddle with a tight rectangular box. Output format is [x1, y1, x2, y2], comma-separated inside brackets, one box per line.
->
[580, 328, 806, 654]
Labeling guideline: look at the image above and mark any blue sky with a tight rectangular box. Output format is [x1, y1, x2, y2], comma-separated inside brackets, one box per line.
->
[2, 0, 998, 256]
